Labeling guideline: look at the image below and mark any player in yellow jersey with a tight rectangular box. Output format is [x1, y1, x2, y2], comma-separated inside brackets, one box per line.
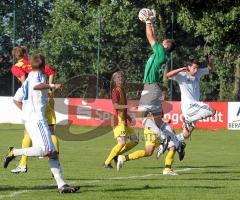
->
[103, 71, 139, 168]
[11, 47, 60, 173]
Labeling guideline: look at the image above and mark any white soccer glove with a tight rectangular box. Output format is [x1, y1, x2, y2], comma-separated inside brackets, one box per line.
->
[149, 9, 156, 22]
[138, 8, 152, 23]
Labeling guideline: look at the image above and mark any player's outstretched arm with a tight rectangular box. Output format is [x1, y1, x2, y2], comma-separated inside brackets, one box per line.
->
[34, 83, 62, 90]
[146, 23, 157, 46]
[165, 67, 187, 78]
[207, 55, 214, 72]
[112, 103, 130, 110]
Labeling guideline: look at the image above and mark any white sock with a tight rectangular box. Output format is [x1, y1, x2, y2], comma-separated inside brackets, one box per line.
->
[13, 147, 44, 157]
[160, 123, 180, 149]
[143, 118, 166, 140]
[49, 157, 66, 189]
[187, 109, 213, 123]
[177, 133, 185, 142]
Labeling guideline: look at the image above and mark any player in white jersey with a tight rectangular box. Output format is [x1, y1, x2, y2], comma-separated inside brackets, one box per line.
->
[165, 57, 216, 140]
[3, 53, 80, 193]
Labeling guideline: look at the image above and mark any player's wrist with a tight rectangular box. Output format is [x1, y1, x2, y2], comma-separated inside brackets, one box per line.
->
[49, 84, 55, 89]
[146, 20, 152, 24]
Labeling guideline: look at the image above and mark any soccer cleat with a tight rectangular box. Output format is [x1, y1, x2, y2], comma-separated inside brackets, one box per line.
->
[161, 137, 170, 155]
[156, 145, 163, 159]
[177, 141, 186, 161]
[163, 169, 178, 176]
[102, 163, 113, 169]
[11, 166, 28, 173]
[58, 184, 80, 194]
[3, 147, 15, 168]
[116, 155, 125, 171]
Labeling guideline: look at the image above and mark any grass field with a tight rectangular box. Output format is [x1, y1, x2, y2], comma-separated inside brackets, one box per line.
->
[0, 124, 240, 200]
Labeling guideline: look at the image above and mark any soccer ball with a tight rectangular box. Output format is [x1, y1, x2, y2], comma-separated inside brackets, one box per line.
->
[138, 8, 152, 22]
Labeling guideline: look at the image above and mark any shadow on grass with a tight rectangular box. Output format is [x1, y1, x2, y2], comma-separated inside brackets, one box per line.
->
[171, 178, 240, 181]
[89, 185, 225, 193]
[177, 165, 233, 169]
[202, 171, 240, 174]
[0, 184, 97, 192]
[143, 165, 232, 170]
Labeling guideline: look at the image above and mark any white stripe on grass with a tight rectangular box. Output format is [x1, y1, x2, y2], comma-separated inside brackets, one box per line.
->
[0, 190, 29, 199]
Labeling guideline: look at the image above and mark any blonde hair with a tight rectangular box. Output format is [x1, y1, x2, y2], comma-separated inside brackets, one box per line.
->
[12, 47, 24, 60]
[110, 71, 125, 93]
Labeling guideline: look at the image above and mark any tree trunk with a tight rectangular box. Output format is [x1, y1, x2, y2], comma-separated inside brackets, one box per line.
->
[232, 56, 240, 101]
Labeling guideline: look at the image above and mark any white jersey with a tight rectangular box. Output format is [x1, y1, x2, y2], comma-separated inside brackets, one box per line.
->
[170, 67, 209, 113]
[14, 71, 48, 122]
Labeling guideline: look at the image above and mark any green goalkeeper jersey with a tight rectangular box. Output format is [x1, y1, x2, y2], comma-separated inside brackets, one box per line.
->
[143, 42, 170, 84]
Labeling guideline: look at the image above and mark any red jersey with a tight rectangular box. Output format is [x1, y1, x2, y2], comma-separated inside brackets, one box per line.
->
[11, 58, 31, 78]
[11, 58, 55, 78]
[112, 87, 128, 126]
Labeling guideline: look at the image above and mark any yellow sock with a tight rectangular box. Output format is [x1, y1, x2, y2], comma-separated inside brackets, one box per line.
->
[51, 135, 60, 153]
[105, 144, 123, 165]
[119, 141, 138, 155]
[164, 150, 175, 172]
[19, 131, 32, 167]
[125, 150, 145, 161]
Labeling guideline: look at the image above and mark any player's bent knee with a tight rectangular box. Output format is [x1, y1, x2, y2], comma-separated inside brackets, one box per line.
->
[45, 151, 58, 158]
[144, 146, 154, 157]
[144, 151, 153, 157]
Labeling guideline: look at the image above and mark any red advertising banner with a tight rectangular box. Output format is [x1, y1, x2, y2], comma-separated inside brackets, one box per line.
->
[162, 101, 228, 130]
[68, 98, 228, 130]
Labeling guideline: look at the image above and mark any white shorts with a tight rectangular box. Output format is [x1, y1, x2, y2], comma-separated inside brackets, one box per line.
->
[182, 101, 210, 118]
[138, 84, 162, 114]
[25, 120, 56, 153]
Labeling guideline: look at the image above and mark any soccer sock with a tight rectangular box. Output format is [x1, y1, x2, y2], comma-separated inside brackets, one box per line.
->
[177, 133, 185, 141]
[49, 157, 66, 189]
[51, 135, 60, 153]
[124, 150, 145, 161]
[187, 109, 213, 123]
[13, 147, 44, 157]
[143, 118, 166, 140]
[104, 144, 123, 165]
[164, 150, 175, 172]
[19, 131, 32, 167]
[119, 141, 138, 155]
[160, 123, 180, 149]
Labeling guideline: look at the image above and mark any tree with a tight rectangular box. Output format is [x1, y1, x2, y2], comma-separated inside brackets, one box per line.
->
[177, 1, 240, 100]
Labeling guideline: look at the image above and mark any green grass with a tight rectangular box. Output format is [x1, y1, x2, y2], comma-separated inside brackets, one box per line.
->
[0, 124, 240, 200]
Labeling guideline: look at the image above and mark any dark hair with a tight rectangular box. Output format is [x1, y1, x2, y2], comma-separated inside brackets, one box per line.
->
[188, 59, 201, 67]
[30, 53, 45, 70]
[166, 39, 176, 53]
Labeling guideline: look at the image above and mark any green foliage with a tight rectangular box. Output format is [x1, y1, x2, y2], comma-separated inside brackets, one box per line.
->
[0, 0, 239, 100]
[177, 1, 240, 100]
